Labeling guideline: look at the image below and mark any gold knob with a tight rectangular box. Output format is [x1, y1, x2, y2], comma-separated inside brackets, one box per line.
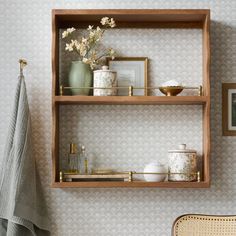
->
[60, 85, 64, 96]
[69, 143, 77, 154]
[198, 85, 203, 96]
[197, 171, 201, 182]
[128, 171, 133, 182]
[59, 171, 63, 182]
[128, 86, 133, 96]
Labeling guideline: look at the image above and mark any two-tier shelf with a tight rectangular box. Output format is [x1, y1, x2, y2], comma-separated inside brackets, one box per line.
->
[52, 9, 210, 188]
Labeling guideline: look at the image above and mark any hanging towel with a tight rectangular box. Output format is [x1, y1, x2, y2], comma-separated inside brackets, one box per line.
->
[0, 75, 51, 235]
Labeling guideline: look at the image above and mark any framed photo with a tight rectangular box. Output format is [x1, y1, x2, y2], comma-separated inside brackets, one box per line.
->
[222, 83, 236, 136]
[107, 57, 148, 96]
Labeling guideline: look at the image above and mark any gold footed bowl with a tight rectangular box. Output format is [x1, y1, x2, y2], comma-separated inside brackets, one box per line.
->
[159, 86, 184, 96]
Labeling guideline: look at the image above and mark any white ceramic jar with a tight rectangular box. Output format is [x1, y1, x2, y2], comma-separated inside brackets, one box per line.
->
[143, 162, 167, 182]
[93, 66, 117, 96]
[168, 144, 197, 182]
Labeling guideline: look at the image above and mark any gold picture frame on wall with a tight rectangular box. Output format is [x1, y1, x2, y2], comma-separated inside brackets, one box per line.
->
[107, 57, 148, 96]
[222, 83, 236, 136]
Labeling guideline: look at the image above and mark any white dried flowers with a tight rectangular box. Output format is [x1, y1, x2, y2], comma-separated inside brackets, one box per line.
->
[100, 17, 116, 28]
[62, 27, 75, 39]
[62, 17, 116, 69]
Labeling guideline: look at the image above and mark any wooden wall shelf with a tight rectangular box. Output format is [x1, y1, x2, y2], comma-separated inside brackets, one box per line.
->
[54, 96, 209, 105]
[52, 9, 211, 188]
[53, 9, 209, 29]
[52, 181, 210, 188]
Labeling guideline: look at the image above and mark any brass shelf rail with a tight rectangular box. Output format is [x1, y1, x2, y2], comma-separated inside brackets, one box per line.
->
[60, 85, 203, 96]
[60, 171, 201, 183]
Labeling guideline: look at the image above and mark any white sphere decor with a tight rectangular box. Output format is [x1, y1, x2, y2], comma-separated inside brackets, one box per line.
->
[143, 162, 167, 182]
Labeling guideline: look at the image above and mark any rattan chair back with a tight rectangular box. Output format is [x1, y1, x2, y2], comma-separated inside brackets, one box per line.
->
[172, 214, 236, 236]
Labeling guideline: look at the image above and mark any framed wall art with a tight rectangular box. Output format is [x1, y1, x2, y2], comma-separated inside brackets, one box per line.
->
[222, 83, 236, 136]
[107, 57, 148, 96]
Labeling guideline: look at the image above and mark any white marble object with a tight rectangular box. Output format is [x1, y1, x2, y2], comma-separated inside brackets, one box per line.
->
[143, 162, 167, 182]
[161, 80, 182, 87]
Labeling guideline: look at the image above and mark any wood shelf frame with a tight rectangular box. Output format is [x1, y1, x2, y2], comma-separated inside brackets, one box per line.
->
[52, 181, 210, 188]
[52, 9, 211, 188]
[54, 96, 209, 105]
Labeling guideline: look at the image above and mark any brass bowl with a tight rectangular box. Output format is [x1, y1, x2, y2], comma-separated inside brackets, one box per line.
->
[159, 86, 184, 96]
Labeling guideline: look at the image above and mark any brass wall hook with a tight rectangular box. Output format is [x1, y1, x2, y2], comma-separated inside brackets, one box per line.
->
[19, 59, 27, 76]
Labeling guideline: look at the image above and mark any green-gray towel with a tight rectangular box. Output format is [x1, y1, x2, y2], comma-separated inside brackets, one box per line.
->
[0, 75, 51, 235]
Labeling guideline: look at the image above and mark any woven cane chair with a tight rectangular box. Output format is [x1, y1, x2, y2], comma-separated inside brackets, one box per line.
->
[172, 214, 236, 236]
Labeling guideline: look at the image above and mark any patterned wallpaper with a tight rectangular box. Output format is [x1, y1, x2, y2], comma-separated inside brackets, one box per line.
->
[59, 105, 203, 175]
[59, 28, 202, 96]
[0, 0, 236, 235]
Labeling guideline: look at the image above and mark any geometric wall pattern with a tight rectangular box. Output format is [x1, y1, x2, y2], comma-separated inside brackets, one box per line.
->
[59, 105, 203, 175]
[0, 0, 236, 235]
[59, 28, 202, 97]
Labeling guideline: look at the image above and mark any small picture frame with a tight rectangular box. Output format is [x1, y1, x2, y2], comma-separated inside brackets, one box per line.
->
[107, 57, 148, 96]
[222, 83, 236, 136]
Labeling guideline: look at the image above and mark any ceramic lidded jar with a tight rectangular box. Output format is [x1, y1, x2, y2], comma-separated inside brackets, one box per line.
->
[143, 162, 167, 182]
[168, 144, 197, 182]
[93, 65, 117, 96]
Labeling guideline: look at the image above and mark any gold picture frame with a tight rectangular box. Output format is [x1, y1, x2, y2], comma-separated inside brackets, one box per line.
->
[222, 83, 236, 136]
[107, 57, 148, 96]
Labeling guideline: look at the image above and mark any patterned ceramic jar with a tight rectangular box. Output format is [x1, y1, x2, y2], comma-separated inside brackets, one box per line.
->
[93, 66, 117, 96]
[168, 144, 197, 182]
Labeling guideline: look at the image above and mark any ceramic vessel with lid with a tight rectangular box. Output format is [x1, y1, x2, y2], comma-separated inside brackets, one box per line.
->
[93, 65, 117, 96]
[168, 144, 197, 182]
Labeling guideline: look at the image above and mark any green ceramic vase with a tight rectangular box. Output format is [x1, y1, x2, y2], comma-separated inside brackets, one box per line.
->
[68, 61, 93, 95]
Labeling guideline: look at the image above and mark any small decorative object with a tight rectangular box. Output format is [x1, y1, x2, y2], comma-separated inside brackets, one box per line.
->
[62, 172, 130, 182]
[92, 169, 114, 174]
[222, 83, 236, 136]
[159, 86, 183, 96]
[93, 65, 117, 96]
[107, 57, 148, 96]
[80, 145, 89, 174]
[159, 80, 183, 96]
[67, 143, 79, 173]
[168, 144, 197, 182]
[62, 17, 116, 95]
[143, 162, 167, 182]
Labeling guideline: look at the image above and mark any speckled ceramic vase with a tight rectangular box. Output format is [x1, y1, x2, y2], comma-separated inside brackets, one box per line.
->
[68, 61, 93, 95]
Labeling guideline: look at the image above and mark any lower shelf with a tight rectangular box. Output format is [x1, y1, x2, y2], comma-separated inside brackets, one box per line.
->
[51, 181, 210, 188]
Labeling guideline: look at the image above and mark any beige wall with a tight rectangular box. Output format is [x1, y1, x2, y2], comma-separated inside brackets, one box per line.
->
[0, 0, 235, 235]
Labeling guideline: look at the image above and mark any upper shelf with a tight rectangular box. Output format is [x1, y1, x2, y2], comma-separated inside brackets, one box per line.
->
[54, 96, 209, 105]
[53, 9, 210, 28]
